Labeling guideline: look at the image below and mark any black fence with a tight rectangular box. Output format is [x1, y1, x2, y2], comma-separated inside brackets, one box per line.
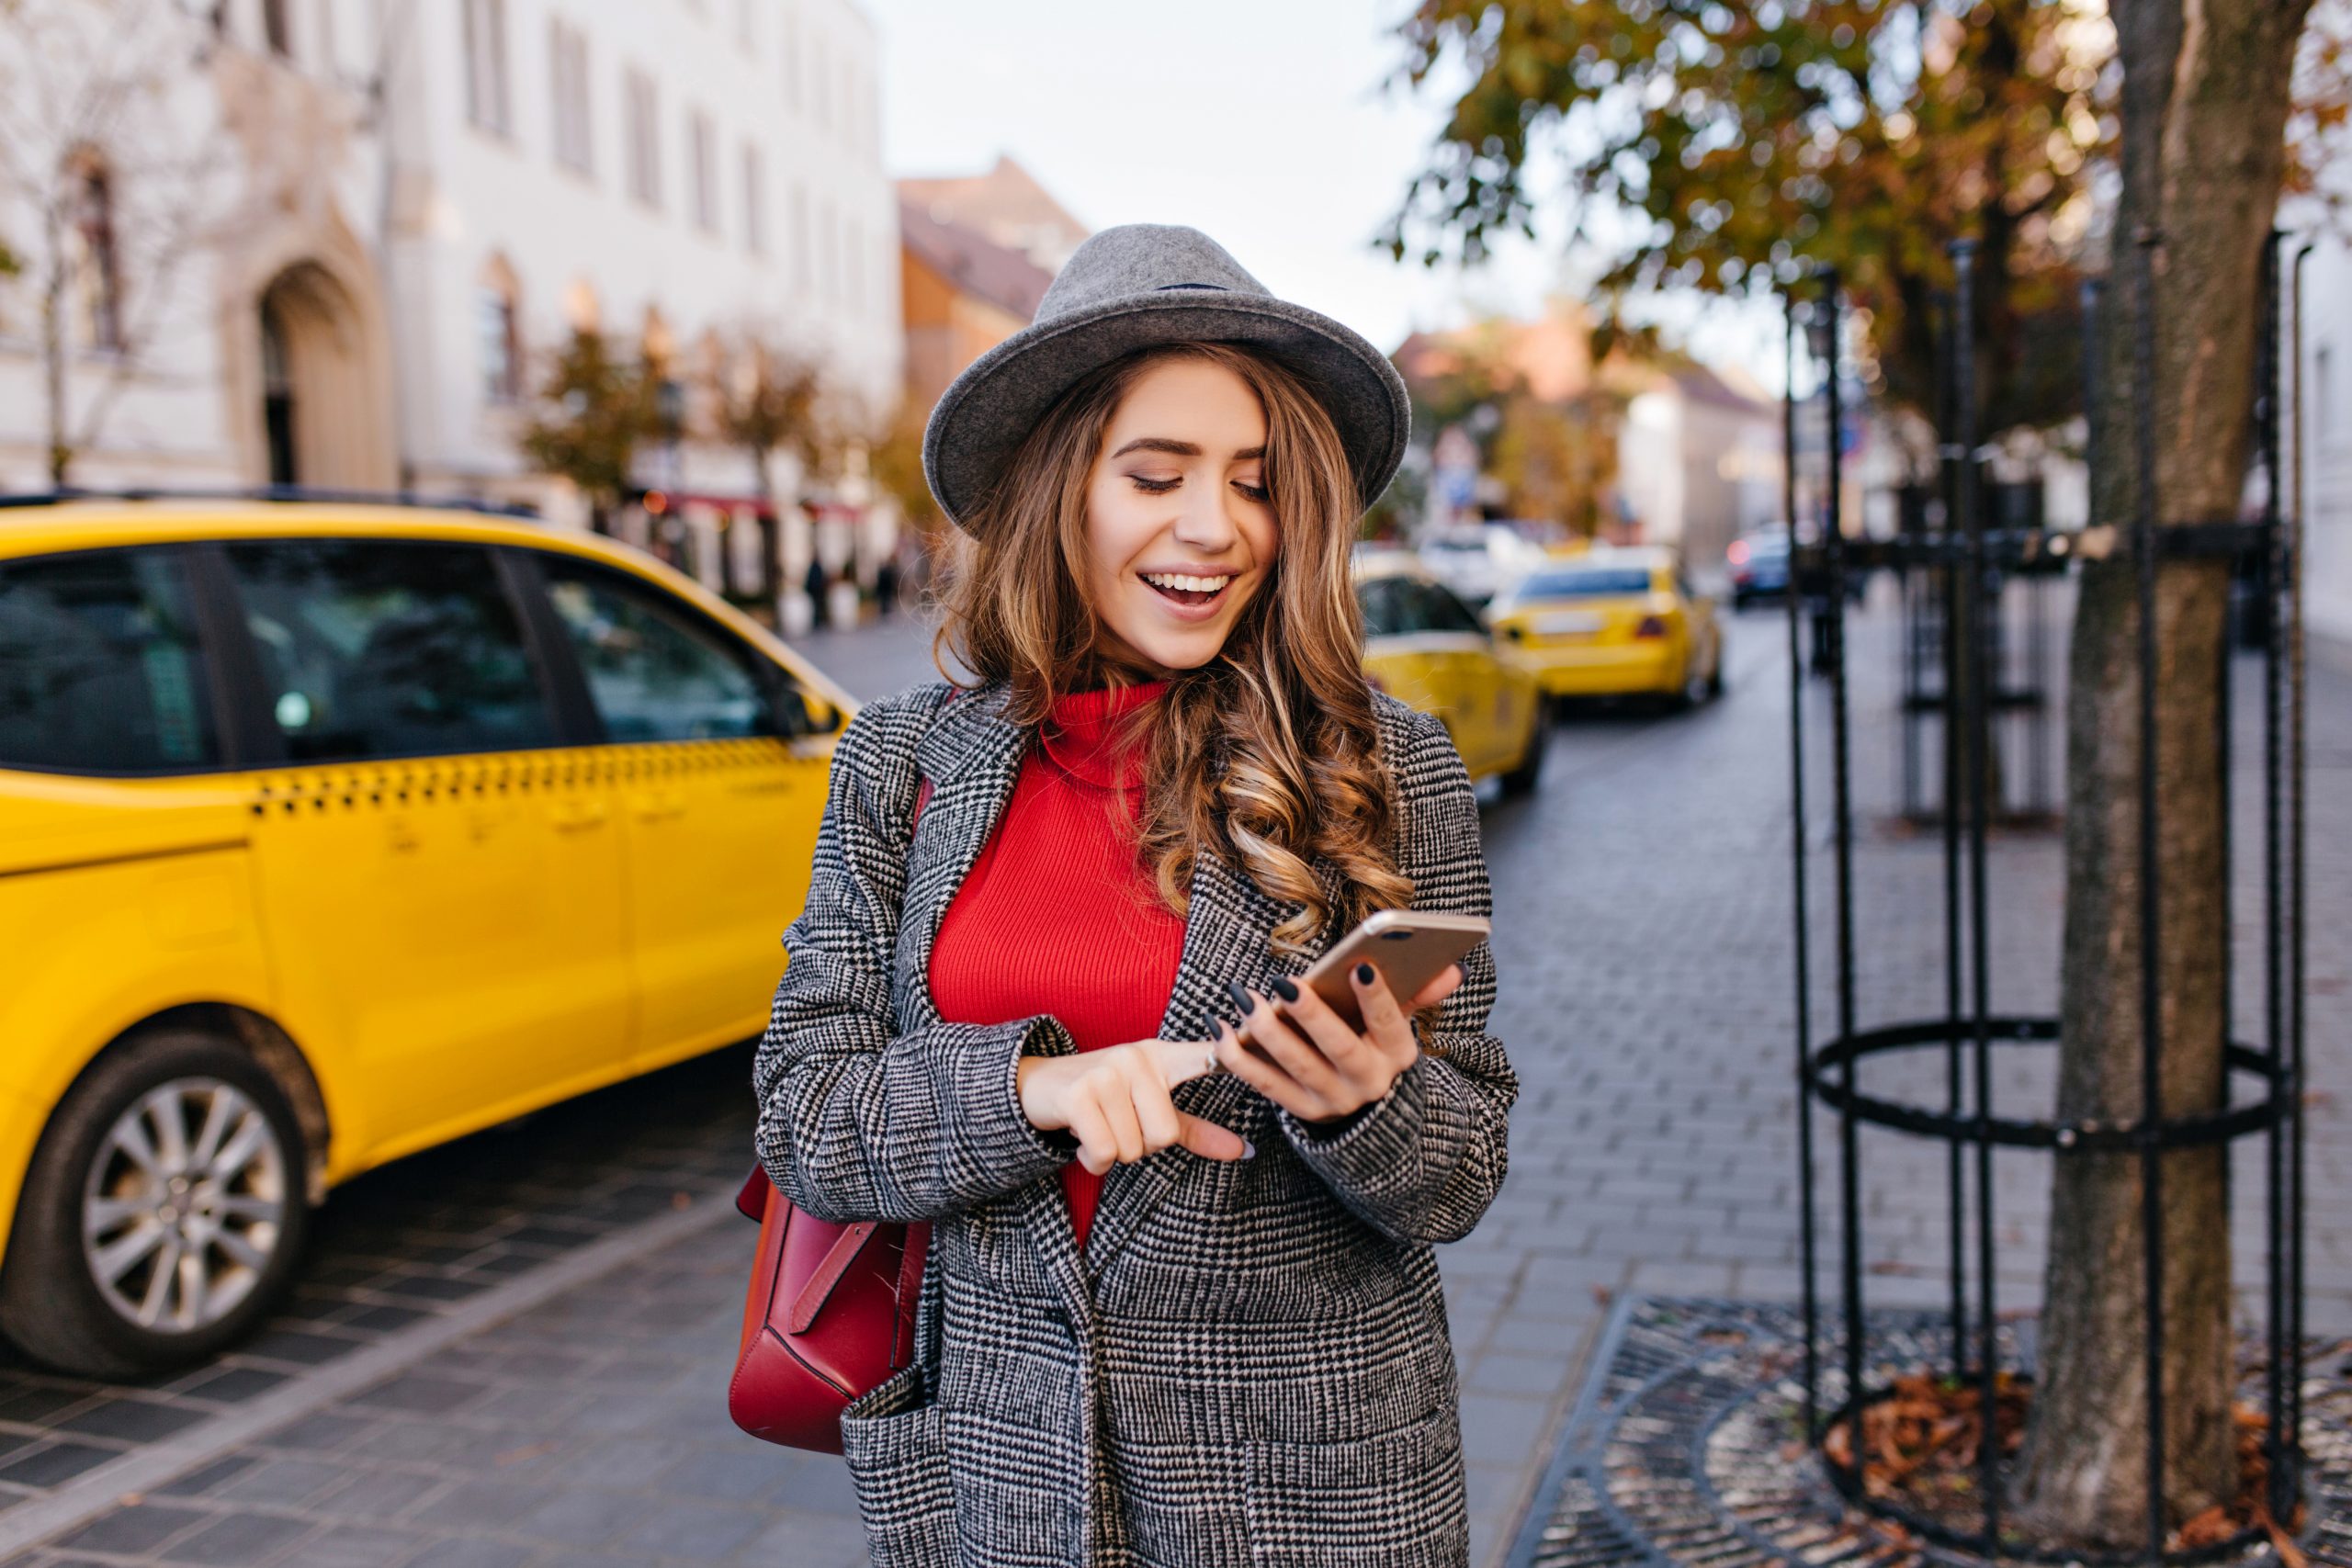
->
[1780, 233, 2312, 1566]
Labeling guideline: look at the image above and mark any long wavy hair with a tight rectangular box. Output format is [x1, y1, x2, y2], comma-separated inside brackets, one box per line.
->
[933, 341, 1412, 953]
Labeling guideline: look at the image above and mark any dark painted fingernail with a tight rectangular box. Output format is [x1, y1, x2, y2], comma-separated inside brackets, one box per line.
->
[1225, 979, 1254, 1016]
[1270, 976, 1300, 1003]
[1354, 963, 1375, 985]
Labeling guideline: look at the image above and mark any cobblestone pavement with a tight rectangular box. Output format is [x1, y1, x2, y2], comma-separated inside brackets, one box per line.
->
[7, 596, 2346, 1568]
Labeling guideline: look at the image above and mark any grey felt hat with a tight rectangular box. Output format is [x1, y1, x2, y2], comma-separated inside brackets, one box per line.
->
[922, 223, 1411, 532]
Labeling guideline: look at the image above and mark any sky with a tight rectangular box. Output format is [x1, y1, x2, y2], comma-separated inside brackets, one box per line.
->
[865, 0, 1792, 392]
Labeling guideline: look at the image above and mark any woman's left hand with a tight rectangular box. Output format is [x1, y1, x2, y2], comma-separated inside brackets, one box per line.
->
[1214, 963, 1464, 1126]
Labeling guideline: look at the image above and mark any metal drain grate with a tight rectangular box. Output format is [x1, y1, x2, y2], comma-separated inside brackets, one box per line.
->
[1509, 1298, 2352, 1568]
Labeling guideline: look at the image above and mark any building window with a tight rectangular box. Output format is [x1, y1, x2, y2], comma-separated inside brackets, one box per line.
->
[2318, 344, 2336, 448]
[68, 152, 123, 353]
[262, 0, 292, 57]
[741, 144, 768, 257]
[624, 69, 662, 209]
[479, 270, 523, 404]
[780, 6, 800, 114]
[789, 183, 810, 293]
[812, 36, 830, 133]
[462, 0, 511, 136]
[689, 109, 719, 233]
[549, 18, 593, 175]
[819, 196, 837, 301]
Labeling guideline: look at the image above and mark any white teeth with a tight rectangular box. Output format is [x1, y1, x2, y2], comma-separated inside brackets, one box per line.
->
[1143, 572, 1232, 593]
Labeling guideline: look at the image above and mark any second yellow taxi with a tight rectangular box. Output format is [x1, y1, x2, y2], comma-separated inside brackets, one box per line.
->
[1485, 546, 1724, 708]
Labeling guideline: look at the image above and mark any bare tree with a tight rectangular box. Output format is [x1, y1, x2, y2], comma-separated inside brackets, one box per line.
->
[705, 330, 831, 603]
[0, 0, 240, 485]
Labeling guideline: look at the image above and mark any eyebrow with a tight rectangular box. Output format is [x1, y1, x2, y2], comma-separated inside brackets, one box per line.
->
[1110, 437, 1267, 461]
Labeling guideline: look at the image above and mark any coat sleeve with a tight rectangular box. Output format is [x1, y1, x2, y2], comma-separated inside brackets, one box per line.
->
[1274, 705, 1518, 1245]
[752, 687, 1077, 1224]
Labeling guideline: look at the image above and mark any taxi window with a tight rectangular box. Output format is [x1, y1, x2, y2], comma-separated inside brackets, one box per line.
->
[0, 547, 218, 774]
[221, 538, 556, 762]
[1517, 566, 1654, 599]
[1418, 581, 1487, 635]
[1357, 576, 1427, 638]
[538, 559, 789, 742]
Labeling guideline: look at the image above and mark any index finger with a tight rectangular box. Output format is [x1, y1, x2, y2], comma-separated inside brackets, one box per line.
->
[1142, 1036, 1226, 1088]
[1349, 961, 1417, 1057]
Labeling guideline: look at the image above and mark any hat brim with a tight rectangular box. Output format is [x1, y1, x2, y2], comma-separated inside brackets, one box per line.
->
[922, 291, 1410, 532]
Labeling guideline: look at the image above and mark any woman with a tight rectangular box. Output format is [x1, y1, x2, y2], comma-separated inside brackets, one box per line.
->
[754, 224, 1516, 1568]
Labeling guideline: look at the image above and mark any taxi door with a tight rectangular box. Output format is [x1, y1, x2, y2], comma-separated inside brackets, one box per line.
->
[524, 553, 831, 1073]
[210, 537, 631, 1160]
[1409, 581, 1508, 773]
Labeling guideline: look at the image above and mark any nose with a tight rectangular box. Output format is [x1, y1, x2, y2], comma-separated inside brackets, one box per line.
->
[1170, 474, 1241, 553]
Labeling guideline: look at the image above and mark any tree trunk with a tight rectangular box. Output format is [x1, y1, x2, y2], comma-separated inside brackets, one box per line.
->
[2013, 0, 2312, 1544]
[41, 204, 71, 489]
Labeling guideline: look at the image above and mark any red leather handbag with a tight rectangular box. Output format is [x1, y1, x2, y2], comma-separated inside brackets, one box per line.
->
[728, 778, 935, 1453]
[726, 1168, 930, 1452]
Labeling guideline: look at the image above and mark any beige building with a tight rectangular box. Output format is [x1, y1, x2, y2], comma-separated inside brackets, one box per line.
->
[898, 155, 1089, 276]
[897, 197, 1054, 410]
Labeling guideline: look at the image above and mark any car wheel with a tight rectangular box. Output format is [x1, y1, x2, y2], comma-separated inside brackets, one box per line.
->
[1499, 713, 1546, 796]
[1674, 654, 1712, 710]
[0, 1031, 311, 1378]
[1706, 638, 1726, 698]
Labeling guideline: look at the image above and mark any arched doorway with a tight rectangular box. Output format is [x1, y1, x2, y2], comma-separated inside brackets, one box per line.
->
[260, 300, 296, 484]
[254, 263, 382, 489]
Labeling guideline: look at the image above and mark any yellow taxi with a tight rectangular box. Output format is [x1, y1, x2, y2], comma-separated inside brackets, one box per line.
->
[1354, 550, 1545, 795]
[0, 498, 851, 1374]
[1485, 546, 1724, 708]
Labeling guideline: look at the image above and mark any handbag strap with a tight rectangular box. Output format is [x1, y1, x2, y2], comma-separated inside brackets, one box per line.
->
[786, 1221, 881, 1334]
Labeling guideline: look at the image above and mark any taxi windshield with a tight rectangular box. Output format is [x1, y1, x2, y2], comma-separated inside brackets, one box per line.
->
[1515, 566, 1654, 600]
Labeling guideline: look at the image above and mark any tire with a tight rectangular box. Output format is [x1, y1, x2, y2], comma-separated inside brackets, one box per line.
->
[1499, 713, 1546, 796]
[0, 1031, 311, 1378]
[1706, 637, 1726, 698]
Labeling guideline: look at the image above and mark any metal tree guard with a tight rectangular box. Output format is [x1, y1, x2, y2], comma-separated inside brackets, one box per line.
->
[1781, 232, 2309, 1566]
[1894, 249, 2063, 827]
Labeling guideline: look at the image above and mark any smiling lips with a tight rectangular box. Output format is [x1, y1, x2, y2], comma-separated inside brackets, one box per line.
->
[1141, 570, 1234, 610]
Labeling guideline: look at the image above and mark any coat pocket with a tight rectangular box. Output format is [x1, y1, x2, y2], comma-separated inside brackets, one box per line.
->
[838, 1364, 956, 1568]
[1243, 1406, 1469, 1568]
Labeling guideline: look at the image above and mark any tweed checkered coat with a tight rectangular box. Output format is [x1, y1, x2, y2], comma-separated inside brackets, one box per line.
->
[752, 679, 1516, 1568]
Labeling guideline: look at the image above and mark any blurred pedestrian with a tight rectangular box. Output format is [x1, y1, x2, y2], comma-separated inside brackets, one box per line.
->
[753, 225, 1512, 1567]
[804, 555, 829, 631]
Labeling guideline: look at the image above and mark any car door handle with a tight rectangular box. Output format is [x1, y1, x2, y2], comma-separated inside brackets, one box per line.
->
[629, 791, 686, 823]
[551, 800, 609, 832]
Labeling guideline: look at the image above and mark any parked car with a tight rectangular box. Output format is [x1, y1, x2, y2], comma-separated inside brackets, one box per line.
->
[1353, 551, 1545, 795]
[1415, 523, 1549, 610]
[1728, 527, 1792, 607]
[0, 497, 852, 1374]
[1487, 547, 1724, 708]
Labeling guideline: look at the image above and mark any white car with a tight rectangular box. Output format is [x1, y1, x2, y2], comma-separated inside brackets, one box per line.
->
[1416, 525, 1549, 610]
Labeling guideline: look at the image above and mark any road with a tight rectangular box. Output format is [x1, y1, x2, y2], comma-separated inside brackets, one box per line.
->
[4, 594, 2345, 1568]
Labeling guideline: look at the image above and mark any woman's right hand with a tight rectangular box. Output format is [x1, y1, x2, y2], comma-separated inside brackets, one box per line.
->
[1016, 1042, 1252, 1176]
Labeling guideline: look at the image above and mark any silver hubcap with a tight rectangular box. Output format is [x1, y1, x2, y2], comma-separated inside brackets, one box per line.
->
[82, 1078, 288, 1333]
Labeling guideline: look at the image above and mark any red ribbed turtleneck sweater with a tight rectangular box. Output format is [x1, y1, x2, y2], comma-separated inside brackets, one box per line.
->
[929, 682, 1188, 1251]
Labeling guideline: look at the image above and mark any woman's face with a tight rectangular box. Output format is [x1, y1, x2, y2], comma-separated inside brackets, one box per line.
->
[1081, 356, 1276, 679]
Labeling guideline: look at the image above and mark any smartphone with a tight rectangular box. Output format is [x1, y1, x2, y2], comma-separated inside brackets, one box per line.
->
[1268, 909, 1490, 1035]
